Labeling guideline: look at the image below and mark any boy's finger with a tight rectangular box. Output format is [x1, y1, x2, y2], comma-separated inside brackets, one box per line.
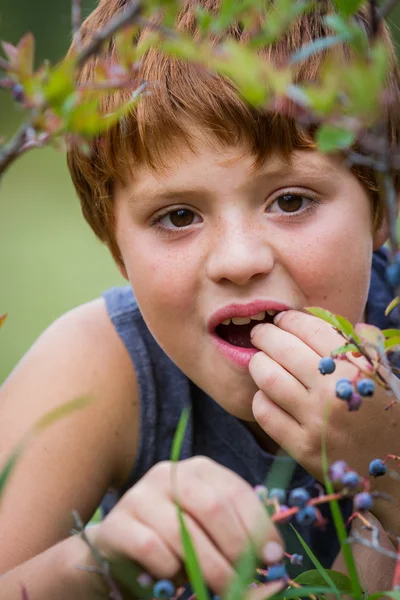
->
[249, 351, 307, 423]
[250, 324, 321, 389]
[274, 310, 345, 356]
[252, 389, 302, 456]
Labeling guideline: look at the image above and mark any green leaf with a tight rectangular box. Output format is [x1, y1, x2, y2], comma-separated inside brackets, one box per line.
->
[272, 586, 334, 599]
[384, 336, 400, 351]
[170, 406, 191, 462]
[354, 323, 385, 351]
[369, 592, 400, 600]
[335, 316, 354, 338]
[43, 61, 75, 107]
[290, 530, 340, 597]
[382, 329, 400, 339]
[294, 568, 352, 595]
[109, 557, 153, 599]
[385, 296, 400, 317]
[331, 343, 358, 356]
[305, 307, 340, 329]
[178, 508, 210, 600]
[333, 0, 364, 18]
[16, 33, 35, 80]
[316, 124, 356, 153]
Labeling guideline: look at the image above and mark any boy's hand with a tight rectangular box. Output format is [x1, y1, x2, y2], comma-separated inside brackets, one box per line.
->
[249, 310, 398, 485]
[87, 457, 284, 595]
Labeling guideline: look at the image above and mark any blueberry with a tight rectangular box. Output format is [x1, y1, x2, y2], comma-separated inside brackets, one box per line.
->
[354, 492, 374, 511]
[288, 487, 310, 508]
[348, 393, 363, 411]
[342, 471, 360, 488]
[290, 553, 304, 565]
[296, 505, 317, 526]
[318, 357, 336, 375]
[369, 458, 387, 478]
[329, 460, 348, 483]
[153, 580, 176, 599]
[335, 379, 353, 401]
[11, 83, 24, 103]
[356, 378, 375, 397]
[386, 253, 400, 287]
[267, 564, 288, 581]
[269, 488, 287, 504]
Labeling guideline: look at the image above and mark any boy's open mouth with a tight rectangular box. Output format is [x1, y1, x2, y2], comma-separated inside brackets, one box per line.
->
[215, 310, 279, 348]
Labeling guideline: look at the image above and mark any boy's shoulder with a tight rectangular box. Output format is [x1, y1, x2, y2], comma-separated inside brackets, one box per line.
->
[1, 297, 140, 492]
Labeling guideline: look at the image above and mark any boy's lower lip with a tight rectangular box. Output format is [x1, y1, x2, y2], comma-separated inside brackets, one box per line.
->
[210, 334, 258, 369]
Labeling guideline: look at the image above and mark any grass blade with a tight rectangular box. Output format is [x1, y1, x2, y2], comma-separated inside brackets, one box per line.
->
[170, 408, 210, 600]
[321, 400, 362, 600]
[290, 527, 340, 597]
[0, 442, 24, 496]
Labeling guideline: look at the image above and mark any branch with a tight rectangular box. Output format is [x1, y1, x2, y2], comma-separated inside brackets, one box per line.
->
[379, 0, 400, 21]
[76, 0, 143, 68]
[72, 0, 82, 51]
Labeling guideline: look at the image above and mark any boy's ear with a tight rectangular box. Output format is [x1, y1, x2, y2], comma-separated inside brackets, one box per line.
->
[373, 197, 399, 250]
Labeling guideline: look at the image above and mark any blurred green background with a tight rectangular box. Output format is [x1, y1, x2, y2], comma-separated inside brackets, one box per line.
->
[0, 0, 126, 384]
[1, 1, 400, 384]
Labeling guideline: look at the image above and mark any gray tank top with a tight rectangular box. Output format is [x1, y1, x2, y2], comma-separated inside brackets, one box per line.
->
[101, 248, 397, 575]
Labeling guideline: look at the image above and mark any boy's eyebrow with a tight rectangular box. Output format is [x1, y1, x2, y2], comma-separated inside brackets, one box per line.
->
[128, 156, 336, 205]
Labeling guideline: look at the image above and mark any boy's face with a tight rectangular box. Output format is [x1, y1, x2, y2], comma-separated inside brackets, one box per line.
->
[114, 136, 388, 422]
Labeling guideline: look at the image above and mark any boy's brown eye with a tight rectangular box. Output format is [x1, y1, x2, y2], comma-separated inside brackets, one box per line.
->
[277, 194, 304, 213]
[169, 209, 195, 227]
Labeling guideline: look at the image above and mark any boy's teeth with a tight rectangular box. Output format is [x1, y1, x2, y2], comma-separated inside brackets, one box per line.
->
[231, 317, 252, 325]
[221, 311, 270, 326]
[251, 311, 266, 321]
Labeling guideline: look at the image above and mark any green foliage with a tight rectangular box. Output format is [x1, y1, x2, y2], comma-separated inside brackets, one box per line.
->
[333, 0, 366, 18]
[316, 125, 356, 153]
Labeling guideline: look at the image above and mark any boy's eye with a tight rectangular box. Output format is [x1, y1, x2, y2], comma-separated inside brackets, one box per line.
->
[157, 208, 201, 229]
[268, 194, 313, 214]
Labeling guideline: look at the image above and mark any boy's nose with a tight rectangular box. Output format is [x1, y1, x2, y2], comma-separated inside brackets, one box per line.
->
[206, 225, 275, 286]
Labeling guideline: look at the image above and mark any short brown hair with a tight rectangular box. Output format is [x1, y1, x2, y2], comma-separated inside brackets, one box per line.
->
[67, 0, 400, 265]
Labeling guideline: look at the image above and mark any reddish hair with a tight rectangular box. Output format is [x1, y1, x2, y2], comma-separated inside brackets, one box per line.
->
[67, 0, 400, 264]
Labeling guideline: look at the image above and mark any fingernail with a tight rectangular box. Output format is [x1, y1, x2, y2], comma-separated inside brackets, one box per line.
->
[273, 311, 287, 326]
[263, 541, 284, 564]
[250, 323, 264, 339]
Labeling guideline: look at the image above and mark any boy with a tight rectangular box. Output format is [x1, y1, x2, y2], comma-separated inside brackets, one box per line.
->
[1, 0, 400, 597]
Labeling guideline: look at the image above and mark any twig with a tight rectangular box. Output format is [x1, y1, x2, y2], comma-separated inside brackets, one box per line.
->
[349, 529, 399, 560]
[379, 0, 400, 21]
[76, 0, 143, 68]
[72, 0, 82, 51]
[71, 510, 124, 600]
[0, 122, 32, 177]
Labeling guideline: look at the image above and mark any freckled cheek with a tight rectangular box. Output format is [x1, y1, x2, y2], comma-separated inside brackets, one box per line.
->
[126, 242, 200, 318]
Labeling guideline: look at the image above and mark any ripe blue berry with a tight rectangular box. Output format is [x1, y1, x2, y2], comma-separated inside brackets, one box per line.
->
[269, 488, 287, 504]
[348, 393, 363, 412]
[267, 564, 288, 581]
[11, 83, 24, 103]
[335, 379, 353, 401]
[386, 253, 400, 287]
[290, 553, 304, 566]
[288, 487, 310, 508]
[369, 458, 387, 478]
[342, 471, 360, 488]
[354, 492, 373, 511]
[329, 460, 348, 483]
[356, 378, 375, 397]
[153, 580, 176, 599]
[318, 357, 336, 375]
[296, 505, 317, 526]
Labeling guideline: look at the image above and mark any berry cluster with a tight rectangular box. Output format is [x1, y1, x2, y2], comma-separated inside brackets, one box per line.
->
[317, 356, 375, 411]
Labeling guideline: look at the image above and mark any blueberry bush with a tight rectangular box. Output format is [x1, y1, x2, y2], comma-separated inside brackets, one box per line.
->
[2, 0, 400, 599]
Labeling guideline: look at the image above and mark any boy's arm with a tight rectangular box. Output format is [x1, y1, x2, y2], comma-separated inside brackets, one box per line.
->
[0, 298, 139, 573]
[332, 512, 396, 594]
